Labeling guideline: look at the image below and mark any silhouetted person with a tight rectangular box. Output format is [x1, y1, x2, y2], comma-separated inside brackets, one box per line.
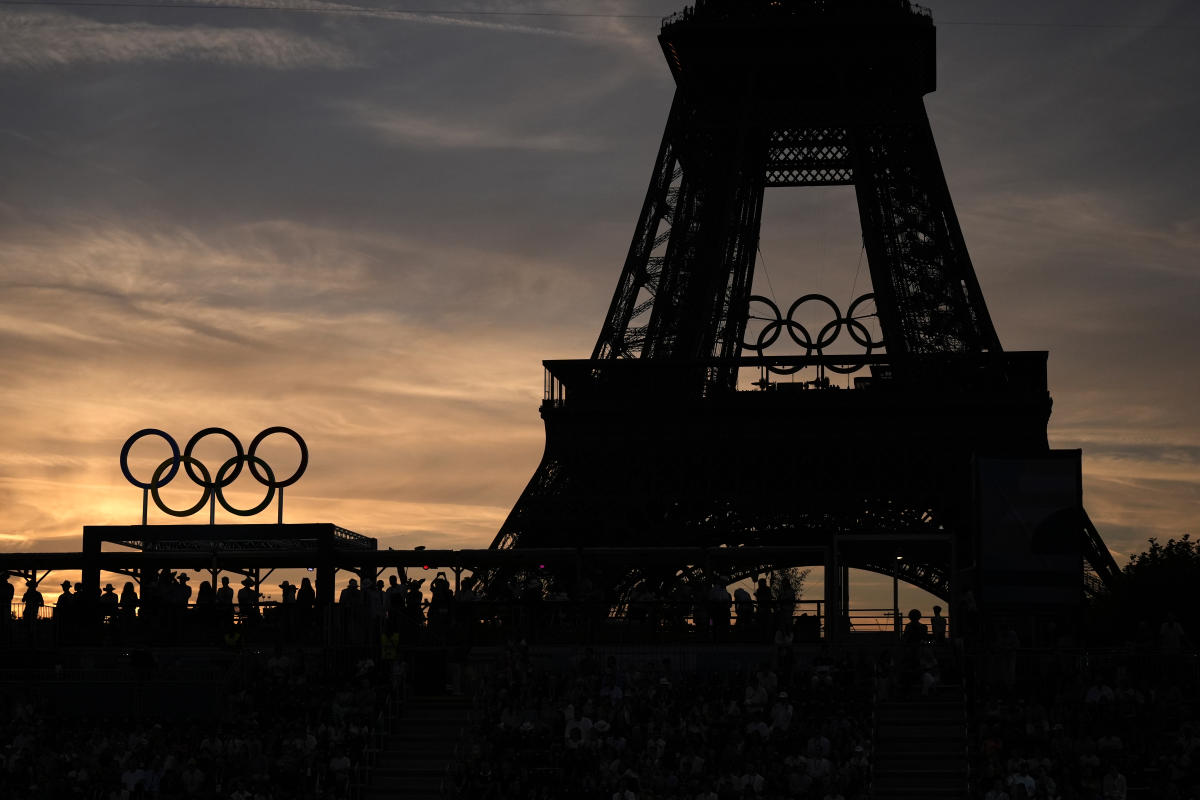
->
[193, 579, 213, 632]
[385, 575, 404, 630]
[755, 578, 773, 629]
[297, 577, 315, 607]
[280, 580, 297, 604]
[175, 573, 192, 606]
[902, 608, 926, 644]
[930, 605, 947, 641]
[215, 575, 234, 627]
[100, 583, 119, 617]
[733, 585, 754, 628]
[22, 580, 43, 621]
[54, 580, 76, 640]
[339, 578, 361, 605]
[120, 581, 139, 620]
[195, 579, 214, 606]
[429, 571, 453, 632]
[237, 578, 259, 619]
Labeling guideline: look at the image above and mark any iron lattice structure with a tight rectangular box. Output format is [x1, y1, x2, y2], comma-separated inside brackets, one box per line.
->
[490, 0, 1120, 611]
[592, 0, 998, 380]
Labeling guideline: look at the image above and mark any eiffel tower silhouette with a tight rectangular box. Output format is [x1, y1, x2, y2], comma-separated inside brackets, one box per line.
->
[491, 0, 1120, 626]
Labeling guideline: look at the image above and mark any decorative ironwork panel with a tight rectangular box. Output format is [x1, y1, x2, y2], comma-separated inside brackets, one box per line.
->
[765, 127, 855, 187]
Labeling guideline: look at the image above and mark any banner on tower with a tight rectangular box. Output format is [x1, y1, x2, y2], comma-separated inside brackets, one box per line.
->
[974, 451, 1084, 608]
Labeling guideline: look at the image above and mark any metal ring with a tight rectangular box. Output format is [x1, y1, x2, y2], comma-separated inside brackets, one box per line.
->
[248, 426, 308, 488]
[214, 454, 276, 516]
[184, 427, 244, 488]
[742, 296, 785, 352]
[120, 429, 180, 490]
[845, 293, 884, 349]
[150, 455, 212, 517]
[787, 295, 842, 352]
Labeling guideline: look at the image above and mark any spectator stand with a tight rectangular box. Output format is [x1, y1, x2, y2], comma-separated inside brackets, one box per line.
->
[0, 642, 401, 800]
[966, 644, 1200, 799]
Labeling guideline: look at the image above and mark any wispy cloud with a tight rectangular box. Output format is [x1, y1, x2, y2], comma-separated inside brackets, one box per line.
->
[204, 0, 659, 47]
[343, 102, 604, 152]
[0, 10, 363, 69]
[0, 217, 593, 548]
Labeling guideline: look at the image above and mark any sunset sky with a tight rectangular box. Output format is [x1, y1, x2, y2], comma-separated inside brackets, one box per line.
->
[1, 0, 1198, 606]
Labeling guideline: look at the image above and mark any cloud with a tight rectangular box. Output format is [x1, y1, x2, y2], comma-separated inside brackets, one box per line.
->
[342, 102, 604, 153]
[0, 10, 363, 70]
[0, 217, 598, 549]
[203, 0, 662, 50]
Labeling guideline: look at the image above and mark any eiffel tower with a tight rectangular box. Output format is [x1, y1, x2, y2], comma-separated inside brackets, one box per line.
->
[490, 0, 1120, 626]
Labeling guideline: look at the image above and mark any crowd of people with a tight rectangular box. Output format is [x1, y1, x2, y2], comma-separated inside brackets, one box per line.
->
[6, 572, 826, 649]
[0, 648, 391, 800]
[971, 620, 1200, 799]
[445, 641, 875, 800]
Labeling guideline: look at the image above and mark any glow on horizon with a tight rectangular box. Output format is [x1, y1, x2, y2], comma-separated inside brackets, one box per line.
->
[0, 0, 1197, 605]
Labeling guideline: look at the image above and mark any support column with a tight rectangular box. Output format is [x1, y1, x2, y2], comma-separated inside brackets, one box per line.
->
[841, 562, 850, 634]
[81, 527, 102, 599]
[823, 545, 839, 642]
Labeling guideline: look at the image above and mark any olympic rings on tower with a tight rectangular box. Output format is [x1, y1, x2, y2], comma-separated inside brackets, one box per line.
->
[120, 427, 307, 518]
[742, 292, 884, 375]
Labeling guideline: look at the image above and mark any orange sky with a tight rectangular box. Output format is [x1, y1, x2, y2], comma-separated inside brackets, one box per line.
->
[2, 1, 1198, 610]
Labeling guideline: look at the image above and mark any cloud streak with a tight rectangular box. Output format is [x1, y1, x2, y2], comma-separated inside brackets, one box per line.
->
[343, 102, 604, 152]
[0, 10, 363, 69]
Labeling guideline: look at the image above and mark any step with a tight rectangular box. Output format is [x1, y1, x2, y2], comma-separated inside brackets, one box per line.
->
[874, 789, 966, 797]
[373, 765, 444, 779]
[369, 775, 443, 793]
[877, 723, 962, 739]
[873, 772, 966, 790]
[875, 734, 963, 749]
[378, 746, 452, 764]
[877, 710, 963, 721]
[875, 754, 964, 771]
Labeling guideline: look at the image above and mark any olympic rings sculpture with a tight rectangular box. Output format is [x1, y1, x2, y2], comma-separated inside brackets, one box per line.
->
[742, 292, 885, 375]
[120, 427, 307, 518]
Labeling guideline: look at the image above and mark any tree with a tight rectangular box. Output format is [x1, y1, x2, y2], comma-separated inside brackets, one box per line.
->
[1100, 534, 1200, 641]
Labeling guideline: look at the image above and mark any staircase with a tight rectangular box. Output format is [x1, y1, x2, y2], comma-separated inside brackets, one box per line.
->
[364, 695, 471, 800]
[872, 683, 968, 799]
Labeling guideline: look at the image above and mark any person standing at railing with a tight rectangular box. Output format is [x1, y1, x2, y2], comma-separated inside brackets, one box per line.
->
[238, 577, 260, 620]
[100, 584, 119, 621]
[384, 574, 404, 632]
[175, 573, 192, 607]
[297, 576, 315, 607]
[755, 578, 773, 633]
[53, 579, 74, 623]
[902, 609, 927, 644]
[215, 575, 234, 629]
[734, 585, 754, 630]
[120, 581, 139, 620]
[930, 605, 947, 642]
[22, 579, 42, 622]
